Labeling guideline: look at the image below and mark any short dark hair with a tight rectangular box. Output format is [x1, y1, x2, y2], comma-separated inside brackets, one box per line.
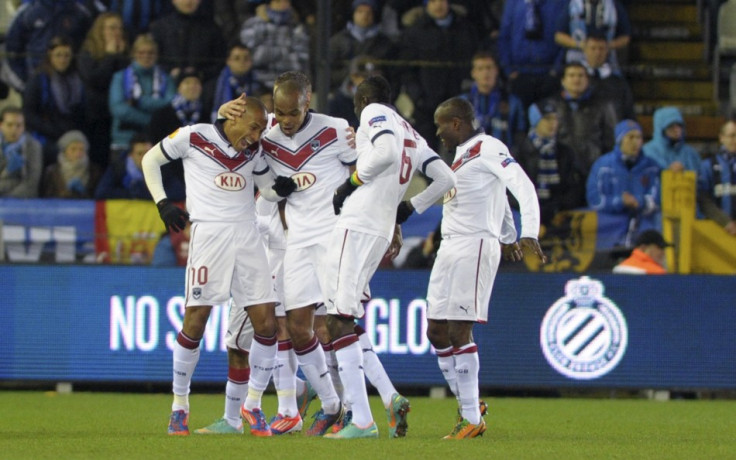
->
[129, 131, 152, 148]
[436, 97, 475, 125]
[563, 61, 588, 77]
[356, 75, 391, 104]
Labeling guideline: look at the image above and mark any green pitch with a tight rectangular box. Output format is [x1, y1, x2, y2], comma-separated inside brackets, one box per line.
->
[0, 391, 734, 459]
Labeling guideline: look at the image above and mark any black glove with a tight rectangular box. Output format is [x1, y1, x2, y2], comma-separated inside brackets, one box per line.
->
[333, 178, 358, 215]
[156, 199, 189, 233]
[396, 200, 414, 224]
[272, 175, 297, 197]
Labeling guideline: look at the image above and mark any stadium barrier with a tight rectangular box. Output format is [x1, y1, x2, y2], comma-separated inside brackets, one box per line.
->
[1, 265, 733, 390]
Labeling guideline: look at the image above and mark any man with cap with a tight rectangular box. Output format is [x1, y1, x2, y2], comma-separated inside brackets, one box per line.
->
[698, 119, 736, 236]
[613, 229, 672, 274]
[587, 119, 662, 244]
[329, 0, 395, 93]
[515, 98, 585, 227]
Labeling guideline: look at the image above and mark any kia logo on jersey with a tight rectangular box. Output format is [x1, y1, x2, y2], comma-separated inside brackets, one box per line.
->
[291, 172, 316, 191]
[214, 172, 246, 191]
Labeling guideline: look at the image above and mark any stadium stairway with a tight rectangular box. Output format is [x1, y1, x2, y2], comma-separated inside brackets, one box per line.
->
[626, 0, 724, 150]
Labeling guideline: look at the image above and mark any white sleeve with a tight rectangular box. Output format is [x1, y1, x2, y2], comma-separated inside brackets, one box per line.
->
[355, 132, 395, 183]
[254, 170, 281, 202]
[409, 157, 456, 214]
[499, 199, 518, 244]
[141, 143, 171, 204]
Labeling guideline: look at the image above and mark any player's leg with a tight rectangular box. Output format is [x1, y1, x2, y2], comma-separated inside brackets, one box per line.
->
[169, 305, 212, 435]
[445, 319, 485, 439]
[354, 324, 410, 438]
[314, 312, 343, 400]
[427, 319, 457, 398]
[270, 315, 303, 434]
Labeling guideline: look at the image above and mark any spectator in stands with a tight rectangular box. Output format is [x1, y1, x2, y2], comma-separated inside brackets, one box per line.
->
[328, 55, 380, 128]
[213, 0, 252, 45]
[239, 0, 310, 90]
[106, 0, 167, 41]
[587, 120, 662, 238]
[612, 229, 671, 274]
[329, 0, 396, 92]
[398, 0, 479, 149]
[461, 50, 526, 153]
[555, 0, 631, 72]
[497, 0, 566, 108]
[95, 131, 185, 200]
[203, 44, 262, 123]
[42, 130, 101, 198]
[697, 119, 736, 236]
[149, 69, 208, 143]
[643, 106, 702, 174]
[582, 32, 635, 121]
[515, 99, 586, 227]
[0, 107, 43, 198]
[150, 0, 225, 82]
[23, 36, 87, 166]
[3, 0, 93, 91]
[77, 12, 131, 171]
[549, 62, 617, 176]
[108, 34, 176, 155]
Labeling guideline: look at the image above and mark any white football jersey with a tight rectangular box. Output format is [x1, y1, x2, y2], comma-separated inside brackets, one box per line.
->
[339, 103, 441, 240]
[260, 112, 356, 248]
[161, 123, 269, 223]
[442, 131, 540, 240]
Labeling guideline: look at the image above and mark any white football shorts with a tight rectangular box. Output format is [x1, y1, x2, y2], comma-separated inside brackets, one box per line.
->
[184, 221, 277, 308]
[268, 246, 286, 317]
[426, 235, 500, 323]
[283, 239, 329, 313]
[225, 299, 254, 352]
[320, 227, 387, 319]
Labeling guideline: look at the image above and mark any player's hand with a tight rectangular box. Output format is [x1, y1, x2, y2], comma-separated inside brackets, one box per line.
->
[156, 199, 189, 233]
[217, 93, 247, 120]
[501, 241, 523, 262]
[520, 237, 547, 264]
[345, 127, 356, 150]
[272, 175, 297, 197]
[396, 200, 414, 224]
[385, 224, 403, 260]
[333, 178, 358, 214]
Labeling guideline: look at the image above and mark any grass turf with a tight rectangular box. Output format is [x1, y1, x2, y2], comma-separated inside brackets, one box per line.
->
[0, 391, 734, 459]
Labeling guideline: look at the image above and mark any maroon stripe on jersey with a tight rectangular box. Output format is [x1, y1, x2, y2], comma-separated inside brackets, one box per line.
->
[474, 239, 483, 316]
[450, 141, 482, 171]
[228, 366, 250, 384]
[453, 343, 478, 355]
[404, 139, 416, 148]
[190, 131, 255, 171]
[278, 339, 293, 351]
[332, 333, 359, 351]
[294, 335, 320, 355]
[261, 127, 338, 171]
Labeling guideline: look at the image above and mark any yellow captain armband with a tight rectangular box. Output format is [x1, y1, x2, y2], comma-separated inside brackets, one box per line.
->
[350, 171, 364, 187]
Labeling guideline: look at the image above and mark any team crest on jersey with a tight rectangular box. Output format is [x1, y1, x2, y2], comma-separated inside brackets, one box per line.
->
[310, 139, 321, 150]
[215, 172, 246, 191]
[443, 186, 457, 203]
[291, 172, 316, 191]
[368, 115, 386, 126]
[192, 287, 202, 299]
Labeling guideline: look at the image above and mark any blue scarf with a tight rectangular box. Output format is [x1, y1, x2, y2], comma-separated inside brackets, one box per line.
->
[469, 85, 504, 140]
[211, 66, 260, 121]
[122, 155, 145, 189]
[569, 0, 617, 42]
[267, 8, 292, 25]
[171, 94, 202, 126]
[529, 130, 559, 200]
[561, 88, 591, 112]
[433, 11, 453, 28]
[347, 21, 380, 42]
[524, 0, 543, 40]
[2, 134, 26, 175]
[122, 64, 168, 102]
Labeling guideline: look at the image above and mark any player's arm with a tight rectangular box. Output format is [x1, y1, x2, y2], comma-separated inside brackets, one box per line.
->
[142, 143, 189, 232]
[254, 167, 297, 202]
[353, 131, 396, 184]
[500, 200, 523, 262]
[396, 156, 456, 224]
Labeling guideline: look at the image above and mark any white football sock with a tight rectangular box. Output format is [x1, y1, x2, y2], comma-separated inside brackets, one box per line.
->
[274, 340, 298, 417]
[358, 331, 396, 408]
[295, 336, 340, 414]
[225, 375, 248, 428]
[323, 343, 343, 400]
[244, 334, 277, 411]
[335, 336, 373, 427]
[436, 346, 458, 400]
[172, 332, 200, 412]
[454, 343, 480, 424]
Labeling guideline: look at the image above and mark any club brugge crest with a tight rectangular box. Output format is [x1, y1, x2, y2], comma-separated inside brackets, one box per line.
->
[540, 276, 627, 380]
[192, 287, 202, 300]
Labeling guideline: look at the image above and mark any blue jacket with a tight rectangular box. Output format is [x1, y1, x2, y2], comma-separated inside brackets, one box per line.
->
[642, 107, 701, 173]
[698, 150, 736, 220]
[497, 0, 566, 76]
[461, 86, 526, 150]
[587, 149, 661, 215]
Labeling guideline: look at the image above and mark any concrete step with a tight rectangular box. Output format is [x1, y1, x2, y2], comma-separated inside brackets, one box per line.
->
[634, 100, 721, 117]
[630, 41, 704, 61]
[632, 79, 713, 101]
[631, 23, 702, 41]
[638, 114, 724, 141]
[628, 4, 698, 23]
[625, 62, 711, 80]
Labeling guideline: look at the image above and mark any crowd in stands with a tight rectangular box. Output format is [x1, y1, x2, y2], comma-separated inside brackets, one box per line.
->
[1, 0, 736, 266]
